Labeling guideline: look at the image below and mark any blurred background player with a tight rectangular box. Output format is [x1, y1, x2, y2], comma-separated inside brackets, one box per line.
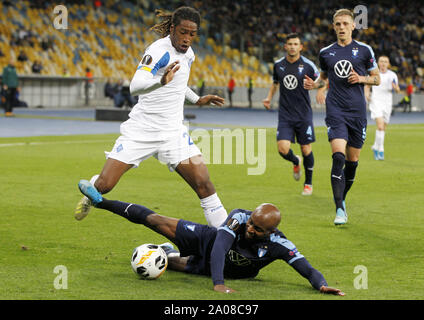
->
[2, 58, 19, 117]
[365, 56, 400, 160]
[75, 7, 228, 228]
[263, 33, 320, 196]
[78, 179, 345, 296]
[315, 9, 380, 225]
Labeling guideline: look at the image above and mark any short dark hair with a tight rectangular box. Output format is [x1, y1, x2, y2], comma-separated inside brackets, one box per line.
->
[286, 33, 301, 43]
[150, 6, 201, 37]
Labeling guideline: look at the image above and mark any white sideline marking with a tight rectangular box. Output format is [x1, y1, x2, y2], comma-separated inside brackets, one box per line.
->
[0, 139, 111, 148]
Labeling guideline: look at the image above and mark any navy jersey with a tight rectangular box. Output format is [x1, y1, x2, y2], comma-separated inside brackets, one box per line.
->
[273, 56, 320, 121]
[211, 209, 305, 284]
[319, 40, 378, 119]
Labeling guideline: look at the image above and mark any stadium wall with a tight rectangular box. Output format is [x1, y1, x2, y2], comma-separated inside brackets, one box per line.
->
[13, 76, 424, 111]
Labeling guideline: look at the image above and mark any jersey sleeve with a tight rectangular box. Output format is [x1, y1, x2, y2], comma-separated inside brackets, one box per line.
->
[137, 43, 171, 76]
[393, 72, 399, 85]
[302, 56, 320, 82]
[272, 63, 279, 84]
[210, 209, 251, 285]
[129, 43, 171, 96]
[318, 50, 328, 73]
[210, 228, 235, 285]
[270, 233, 327, 291]
[270, 233, 305, 265]
[364, 45, 378, 72]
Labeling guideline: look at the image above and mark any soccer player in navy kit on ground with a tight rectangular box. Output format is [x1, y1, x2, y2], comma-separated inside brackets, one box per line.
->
[304, 9, 380, 225]
[263, 33, 320, 196]
[78, 179, 345, 296]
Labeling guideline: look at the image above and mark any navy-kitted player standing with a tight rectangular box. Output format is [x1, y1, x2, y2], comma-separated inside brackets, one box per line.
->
[305, 9, 380, 225]
[263, 34, 320, 196]
[78, 179, 345, 296]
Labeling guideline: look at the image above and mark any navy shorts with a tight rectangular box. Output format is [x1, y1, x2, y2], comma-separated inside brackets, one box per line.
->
[174, 219, 217, 276]
[325, 115, 367, 149]
[277, 119, 315, 145]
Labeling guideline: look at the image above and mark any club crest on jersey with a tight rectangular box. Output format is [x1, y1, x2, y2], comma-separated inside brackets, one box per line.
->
[298, 64, 304, 74]
[352, 47, 359, 58]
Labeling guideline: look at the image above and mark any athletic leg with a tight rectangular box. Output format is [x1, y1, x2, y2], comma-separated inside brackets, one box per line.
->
[300, 144, 314, 188]
[175, 155, 227, 227]
[95, 158, 133, 194]
[330, 139, 347, 207]
[277, 140, 301, 181]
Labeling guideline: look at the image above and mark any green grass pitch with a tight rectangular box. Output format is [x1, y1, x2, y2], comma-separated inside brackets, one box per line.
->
[0, 124, 423, 300]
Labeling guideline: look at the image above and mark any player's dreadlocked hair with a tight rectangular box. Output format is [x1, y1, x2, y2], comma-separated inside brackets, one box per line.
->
[150, 6, 200, 38]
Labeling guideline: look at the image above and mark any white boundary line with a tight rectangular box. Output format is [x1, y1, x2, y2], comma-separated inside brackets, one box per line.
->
[0, 139, 111, 148]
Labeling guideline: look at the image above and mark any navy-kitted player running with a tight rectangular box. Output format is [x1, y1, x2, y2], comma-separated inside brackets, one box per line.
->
[263, 33, 320, 196]
[78, 179, 344, 296]
[304, 9, 380, 225]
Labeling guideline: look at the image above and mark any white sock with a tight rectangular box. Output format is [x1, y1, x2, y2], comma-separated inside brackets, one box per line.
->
[90, 174, 100, 187]
[375, 130, 385, 152]
[200, 193, 228, 228]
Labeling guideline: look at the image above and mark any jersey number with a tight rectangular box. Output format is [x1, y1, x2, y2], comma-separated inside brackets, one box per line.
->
[183, 132, 194, 145]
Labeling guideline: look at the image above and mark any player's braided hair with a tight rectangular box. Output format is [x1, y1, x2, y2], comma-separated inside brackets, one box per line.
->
[150, 6, 200, 38]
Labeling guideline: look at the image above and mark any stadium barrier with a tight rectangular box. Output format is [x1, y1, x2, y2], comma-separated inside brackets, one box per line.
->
[10, 75, 424, 112]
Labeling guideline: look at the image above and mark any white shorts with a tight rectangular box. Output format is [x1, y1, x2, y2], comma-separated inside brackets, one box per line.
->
[106, 125, 201, 171]
[369, 100, 392, 124]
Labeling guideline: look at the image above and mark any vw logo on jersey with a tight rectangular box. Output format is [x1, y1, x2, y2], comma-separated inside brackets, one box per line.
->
[283, 74, 298, 90]
[334, 60, 353, 78]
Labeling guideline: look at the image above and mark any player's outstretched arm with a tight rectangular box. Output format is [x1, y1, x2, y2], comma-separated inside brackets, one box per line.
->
[210, 229, 236, 293]
[290, 257, 345, 296]
[213, 284, 236, 294]
[196, 94, 225, 107]
[320, 286, 345, 296]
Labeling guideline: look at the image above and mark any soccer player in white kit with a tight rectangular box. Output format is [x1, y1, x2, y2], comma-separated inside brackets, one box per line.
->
[366, 56, 400, 160]
[75, 7, 228, 227]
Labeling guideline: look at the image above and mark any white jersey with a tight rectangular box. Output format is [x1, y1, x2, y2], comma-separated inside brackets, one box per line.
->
[370, 69, 398, 106]
[127, 35, 195, 135]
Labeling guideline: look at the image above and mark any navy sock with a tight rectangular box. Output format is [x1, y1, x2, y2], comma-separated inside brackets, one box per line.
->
[97, 199, 155, 224]
[331, 152, 346, 210]
[303, 151, 314, 185]
[279, 149, 299, 165]
[343, 161, 358, 200]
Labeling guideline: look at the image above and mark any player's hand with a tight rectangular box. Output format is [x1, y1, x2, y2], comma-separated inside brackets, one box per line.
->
[316, 89, 326, 105]
[348, 69, 364, 84]
[320, 286, 345, 296]
[303, 75, 315, 90]
[196, 95, 225, 107]
[161, 61, 180, 85]
[214, 284, 236, 294]
[262, 98, 271, 110]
